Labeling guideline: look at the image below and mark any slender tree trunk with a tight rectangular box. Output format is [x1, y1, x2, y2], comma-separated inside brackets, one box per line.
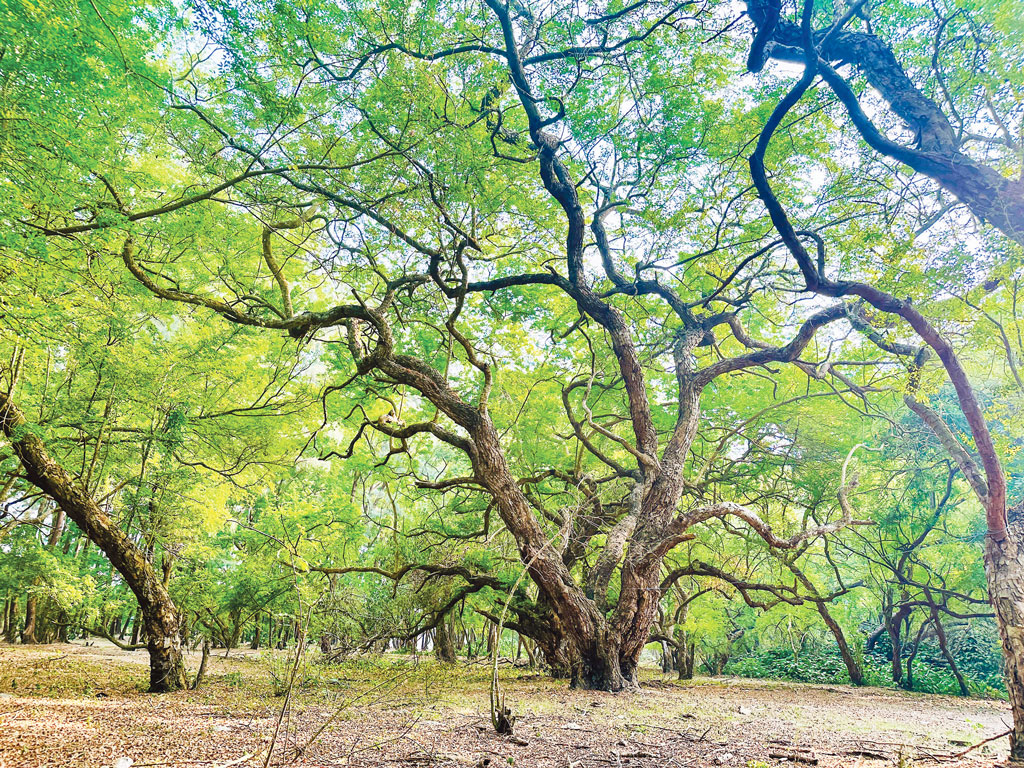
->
[21, 594, 38, 644]
[7, 596, 18, 642]
[250, 619, 261, 650]
[928, 606, 969, 697]
[523, 636, 537, 669]
[130, 608, 141, 646]
[660, 641, 672, 673]
[679, 635, 696, 681]
[787, 559, 864, 685]
[883, 608, 904, 686]
[0, 393, 187, 692]
[865, 622, 885, 652]
[20, 507, 68, 647]
[904, 620, 929, 691]
[224, 613, 243, 657]
[817, 603, 864, 686]
[191, 638, 210, 690]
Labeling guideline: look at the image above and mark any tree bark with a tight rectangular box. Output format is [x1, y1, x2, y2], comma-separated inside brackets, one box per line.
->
[786, 559, 864, 685]
[882, 603, 906, 686]
[754, 14, 1024, 247]
[130, 607, 142, 646]
[748, 39, 1024, 746]
[816, 600, 864, 686]
[0, 392, 188, 692]
[21, 594, 38, 644]
[930, 610, 969, 697]
[250, 619, 261, 650]
[434, 610, 457, 665]
[522, 636, 537, 669]
[984, 523, 1024, 761]
[678, 635, 696, 680]
[191, 638, 210, 690]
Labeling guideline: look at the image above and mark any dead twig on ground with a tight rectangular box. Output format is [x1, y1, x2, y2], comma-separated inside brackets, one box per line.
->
[953, 728, 1012, 759]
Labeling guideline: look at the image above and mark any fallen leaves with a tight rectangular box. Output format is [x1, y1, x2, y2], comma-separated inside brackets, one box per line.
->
[0, 644, 1013, 768]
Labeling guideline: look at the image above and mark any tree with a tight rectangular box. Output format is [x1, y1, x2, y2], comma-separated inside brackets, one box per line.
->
[746, 0, 1023, 753]
[747, 0, 1024, 245]
[3, 0, 1020, 715]
[59, 1, 874, 688]
[0, 393, 188, 691]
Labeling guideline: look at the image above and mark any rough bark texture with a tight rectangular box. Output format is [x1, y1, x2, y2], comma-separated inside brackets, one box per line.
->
[0, 392, 188, 692]
[985, 523, 1024, 761]
[748, 2, 1024, 741]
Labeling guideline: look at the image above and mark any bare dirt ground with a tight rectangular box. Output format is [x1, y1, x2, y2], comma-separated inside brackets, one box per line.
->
[0, 642, 1014, 768]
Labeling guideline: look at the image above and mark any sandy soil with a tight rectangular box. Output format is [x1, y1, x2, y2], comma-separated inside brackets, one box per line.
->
[0, 642, 1013, 768]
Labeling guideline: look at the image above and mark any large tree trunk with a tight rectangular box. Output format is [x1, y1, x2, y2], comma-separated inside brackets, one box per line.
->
[533, 629, 572, 679]
[471, 420, 639, 690]
[984, 522, 1024, 761]
[0, 392, 188, 692]
[573, 633, 633, 691]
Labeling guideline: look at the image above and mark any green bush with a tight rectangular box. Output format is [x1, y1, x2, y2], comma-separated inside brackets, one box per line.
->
[725, 644, 1005, 698]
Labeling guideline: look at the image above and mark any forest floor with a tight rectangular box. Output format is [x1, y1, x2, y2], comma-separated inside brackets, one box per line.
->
[0, 642, 1014, 768]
